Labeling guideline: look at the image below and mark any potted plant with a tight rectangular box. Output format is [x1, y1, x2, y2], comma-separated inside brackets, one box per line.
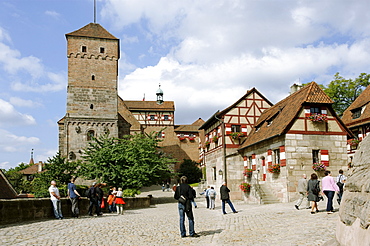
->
[307, 113, 328, 122]
[268, 164, 280, 174]
[239, 182, 251, 192]
[312, 163, 326, 172]
[212, 135, 219, 142]
[230, 132, 245, 139]
[347, 138, 360, 149]
[243, 168, 253, 178]
[204, 141, 210, 147]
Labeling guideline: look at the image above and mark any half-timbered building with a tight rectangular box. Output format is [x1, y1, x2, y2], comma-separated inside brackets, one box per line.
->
[238, 82, 352, 203]
[342, 85, 370, 163]
[199, 88, 272, 199]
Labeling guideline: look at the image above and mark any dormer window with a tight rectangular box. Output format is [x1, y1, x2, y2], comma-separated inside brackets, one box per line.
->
[310, 107, 320, 114]
[82, 46, 87, 52]
[164, 115, 169, 121]
[352, 108, 362, 119]
[100, 47, 105, 53]
[150, 115, 155, 121]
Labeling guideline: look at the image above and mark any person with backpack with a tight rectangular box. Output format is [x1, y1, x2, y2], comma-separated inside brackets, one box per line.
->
[208, 187, 216, 209]
[307, 173, 320, 214]
[87, 182, 101, 216]
[336, 169, 346, 205]
[174, 176, 199, 238]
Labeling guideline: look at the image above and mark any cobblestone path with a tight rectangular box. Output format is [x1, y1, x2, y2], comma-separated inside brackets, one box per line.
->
[0, 191, 338, 246]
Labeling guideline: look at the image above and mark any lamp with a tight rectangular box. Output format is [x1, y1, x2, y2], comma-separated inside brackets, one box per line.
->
[218, 169, 223, 176]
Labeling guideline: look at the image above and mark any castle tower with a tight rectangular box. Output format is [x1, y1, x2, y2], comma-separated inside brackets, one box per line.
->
[58, 23, 120, 160]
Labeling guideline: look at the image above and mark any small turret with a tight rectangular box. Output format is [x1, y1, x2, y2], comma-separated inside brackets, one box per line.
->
[156, 84, 164, 105]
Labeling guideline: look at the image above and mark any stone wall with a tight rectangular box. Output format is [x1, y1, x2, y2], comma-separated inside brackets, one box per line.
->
[335, 136, 370, 246]
[0, 196, 151, 225]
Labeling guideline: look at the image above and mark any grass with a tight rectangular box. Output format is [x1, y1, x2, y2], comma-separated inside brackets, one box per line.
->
[189, 183, 199, 187]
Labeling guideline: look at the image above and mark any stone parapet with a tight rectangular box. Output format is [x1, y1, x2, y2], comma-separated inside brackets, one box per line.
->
[0, 196, 151, 225]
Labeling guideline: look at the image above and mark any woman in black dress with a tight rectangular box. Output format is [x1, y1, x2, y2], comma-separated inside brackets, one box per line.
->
[307, 173, 320, 214]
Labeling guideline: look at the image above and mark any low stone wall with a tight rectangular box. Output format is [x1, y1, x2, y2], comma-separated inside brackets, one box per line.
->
[0, 196, 151, 225]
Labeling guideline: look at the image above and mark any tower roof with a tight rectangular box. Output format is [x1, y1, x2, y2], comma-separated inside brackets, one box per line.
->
[66, 23, 118, 40]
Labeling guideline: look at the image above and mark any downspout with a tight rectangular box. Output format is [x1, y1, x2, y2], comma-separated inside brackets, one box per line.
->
[214, 114, 227, 183]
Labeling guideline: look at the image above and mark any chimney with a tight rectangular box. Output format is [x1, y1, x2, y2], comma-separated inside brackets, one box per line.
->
[290, 83, 302, 94]
[38, 161, 43, 172]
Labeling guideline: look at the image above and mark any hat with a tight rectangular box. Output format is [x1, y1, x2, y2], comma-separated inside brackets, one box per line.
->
[92, 182, 96, 186]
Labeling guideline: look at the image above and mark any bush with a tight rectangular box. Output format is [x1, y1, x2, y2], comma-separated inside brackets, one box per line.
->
[123, 188, 141, 197]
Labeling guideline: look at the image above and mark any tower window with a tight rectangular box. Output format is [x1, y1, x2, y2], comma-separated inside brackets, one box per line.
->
[87, 130, 95, 141]
[91, 75, 95, 80]
[82, 46, 87, 52]
[100, 47, 105, 53]
[90, 104, 94, 109]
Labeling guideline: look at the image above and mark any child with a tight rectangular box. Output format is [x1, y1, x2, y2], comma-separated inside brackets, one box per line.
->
[115, 188, 126, 215]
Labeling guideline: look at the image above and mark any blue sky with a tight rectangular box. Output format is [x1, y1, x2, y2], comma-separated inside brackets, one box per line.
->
[1, 0, 370, 169]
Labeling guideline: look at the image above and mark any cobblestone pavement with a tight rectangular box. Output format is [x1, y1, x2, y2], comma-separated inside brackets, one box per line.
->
[0, 188, 338, 246]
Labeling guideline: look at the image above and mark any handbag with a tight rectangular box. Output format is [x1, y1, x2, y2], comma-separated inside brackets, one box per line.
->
[100, 198, 105, 208]
[177, 186, 187, 205]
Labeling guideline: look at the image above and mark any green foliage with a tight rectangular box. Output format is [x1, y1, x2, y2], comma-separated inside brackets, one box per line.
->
[311, 73, 370, 117]
[32, 153, 81, 197]
[123, 189, 141, 197]
[81, 132, 174, 190]
[178, 159, 202, 184]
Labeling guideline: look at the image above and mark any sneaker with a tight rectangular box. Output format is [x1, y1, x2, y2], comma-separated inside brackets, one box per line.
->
[327, 211, 334, 214]
[295, 205, 299, 210]
[190, 233, 200, 237]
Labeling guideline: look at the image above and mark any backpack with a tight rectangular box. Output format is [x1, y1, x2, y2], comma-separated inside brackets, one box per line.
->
[209, 189, 216, 198]
[337, 175, 344, 192]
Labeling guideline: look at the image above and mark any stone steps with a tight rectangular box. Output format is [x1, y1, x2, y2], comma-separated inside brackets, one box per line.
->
[259, 183, 280, 204]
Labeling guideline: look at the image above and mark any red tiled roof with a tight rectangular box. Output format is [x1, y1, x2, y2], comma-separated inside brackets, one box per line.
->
[342, 85, 370, 128]
[66, 23, 118, 40]
[199, 87, 272, 130]
[239, 82, 337, 149]
[123, 100, 175, 112]
[19, 163, 43, 175]
[0, 169, 17, 199]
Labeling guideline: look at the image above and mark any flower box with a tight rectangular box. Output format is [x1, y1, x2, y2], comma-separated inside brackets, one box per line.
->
[312, 163, 326, 172]
[307, 113, 328, 122]
[268, 164, 280, 174]
[243, 168, 253, 177]
[239, 182, 251, 192]
[230, 132, 245, 139]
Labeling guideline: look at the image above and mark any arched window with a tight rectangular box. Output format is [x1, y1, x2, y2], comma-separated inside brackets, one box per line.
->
[92, 75, 95, 80]
[87, 130, 95, 141]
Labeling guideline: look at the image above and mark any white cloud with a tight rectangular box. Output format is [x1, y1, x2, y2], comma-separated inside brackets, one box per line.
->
[36, 149, 58, 163]
[0, 161, 12, 170]
[0, 99, 36, 126]
[45, 10, 60, 19]
[9, 97, 42, 108]
[0, 129, 40, 153]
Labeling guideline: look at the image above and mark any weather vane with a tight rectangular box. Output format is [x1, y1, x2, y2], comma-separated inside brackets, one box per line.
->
[94, 0, 97, 23]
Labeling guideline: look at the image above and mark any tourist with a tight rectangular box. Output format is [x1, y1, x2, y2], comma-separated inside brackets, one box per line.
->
[209, 187, 216, 209]
[87, 182, 100, 216]
[67, 177, 81, 218]
[107, 187, 117, 213]
[204, 186, 211, 209]
[295, 174, 310, 210]
[307, 173, 320, 214]
[174, 176, 199, 238]
[220, 182, 237, 214]
[190, 186, 197, 208]
[115, 188, 126, 215]
[322, 170, 339, 214]
[95, 183, 104, 216]
[166, 182, 170, 192]
[49, 180, 63, 219]
[162, 183, 165, 192]
[336, 170, 346, 205]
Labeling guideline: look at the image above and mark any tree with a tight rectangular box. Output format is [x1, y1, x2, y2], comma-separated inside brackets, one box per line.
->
[178, 159, 202, 184]
[322, 73, 370, 116]
[81, 133, 174, 190]
[2, 162, 33, 193]
[32, 153, 81, 197]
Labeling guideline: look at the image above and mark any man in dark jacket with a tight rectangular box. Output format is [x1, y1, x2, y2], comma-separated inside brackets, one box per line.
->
[220, 182, 237, 214]
[174, 176, 199, 238]
[87, 182, 101, 216]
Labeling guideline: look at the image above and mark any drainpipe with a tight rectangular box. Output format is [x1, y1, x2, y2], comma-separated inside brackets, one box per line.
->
[214, 114, 227, 183]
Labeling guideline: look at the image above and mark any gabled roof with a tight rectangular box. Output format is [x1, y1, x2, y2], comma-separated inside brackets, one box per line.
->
[0, 169, 17, 199]
[19, 163, 43, 175]
[175, 118, 205, 133]
[342, 85, 370, 128]
[199, 87, 273, 130]
[239, 82, 335, 149]
[123, 101, 175, 112]
[66, 23, 118, 40]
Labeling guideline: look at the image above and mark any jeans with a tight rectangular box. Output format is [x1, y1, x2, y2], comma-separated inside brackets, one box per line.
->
[337, 191, 343, 205]
[70, 197, 79, 217]
[206, 196, 209, 208]
[178, 202, 195, 237]
[51, 200, 63, 219]
[210, 198, 215, 209]
[324, 190, 335, 212]
[88, 198, 100, 215]
[222, 199, 236, 214]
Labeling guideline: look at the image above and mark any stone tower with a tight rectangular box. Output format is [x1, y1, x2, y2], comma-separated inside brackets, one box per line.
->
[58, 23, 120, 160]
